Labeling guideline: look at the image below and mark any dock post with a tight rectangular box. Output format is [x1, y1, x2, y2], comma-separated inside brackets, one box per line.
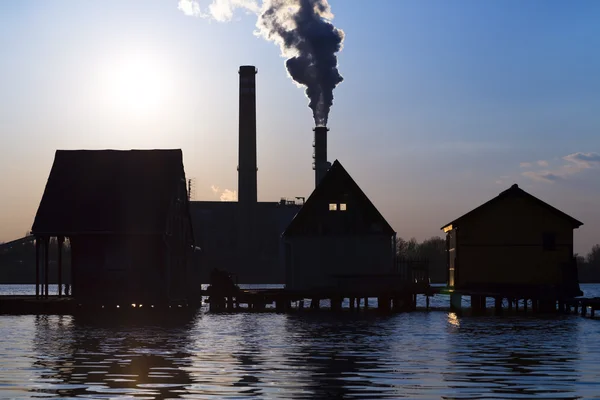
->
[44, 236, 49, 298]
[349, 297, 355, 310]
[532, 299, 538, 313]
[450, 293, 462, 312]
[471, 295, 479, 313]
[524, 299, 528, 312]
[413, 294, 418, 311]
[311, 298, 320, 310]
[581, 303, 587, 317]
[507, 299, 513, 311]
[35, 237, 40, 299]
[298, 300, 304, 310]
[378, 296, 390, 311]
[356, 297, 361, 310]
[591, 308, 595, 318]
[495, 297, 503, 315]
[426, 295, 430, 311]
[364, 297, 369, 309]
[57, 236, 63, 297]
[331, 297, 342, 312]
[391, 297, 400, 312]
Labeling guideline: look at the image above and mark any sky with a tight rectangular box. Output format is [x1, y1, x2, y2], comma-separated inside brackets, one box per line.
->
[0, 0, 599, 254]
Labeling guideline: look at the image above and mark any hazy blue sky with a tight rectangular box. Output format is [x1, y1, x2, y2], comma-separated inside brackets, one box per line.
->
[1, 1, 599, 253]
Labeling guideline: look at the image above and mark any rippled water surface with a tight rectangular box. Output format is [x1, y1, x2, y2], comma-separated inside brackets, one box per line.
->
[2, 285, 600, 399]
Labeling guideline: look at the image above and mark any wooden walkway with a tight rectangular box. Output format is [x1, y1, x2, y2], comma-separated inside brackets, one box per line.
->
[202, 285, 438, 312]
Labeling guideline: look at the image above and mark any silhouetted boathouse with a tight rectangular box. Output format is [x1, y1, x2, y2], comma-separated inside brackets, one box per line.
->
[441, 184, 583, 305]
[283, 160, 397, 294]
[31, 149, 196, 305]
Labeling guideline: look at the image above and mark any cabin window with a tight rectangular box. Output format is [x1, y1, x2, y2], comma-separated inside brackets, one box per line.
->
[329, 203, 337, 211]
[543, 233, 556, 251]
[339, 203, 347, 211]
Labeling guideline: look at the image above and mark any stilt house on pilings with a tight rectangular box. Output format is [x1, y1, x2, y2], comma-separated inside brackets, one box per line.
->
[282, 160, 403, 295]
[31, 149, 196, 305]
[441, 184, 583, 299]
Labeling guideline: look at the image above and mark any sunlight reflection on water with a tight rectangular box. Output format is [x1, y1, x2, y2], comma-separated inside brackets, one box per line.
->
[0, 285, 600, 398]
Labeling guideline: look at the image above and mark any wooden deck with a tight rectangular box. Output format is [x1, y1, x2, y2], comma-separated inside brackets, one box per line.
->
[202, 285, 438, 312]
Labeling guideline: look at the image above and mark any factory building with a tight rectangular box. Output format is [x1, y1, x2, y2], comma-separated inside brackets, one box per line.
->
[190, 66, 302, 283]
[191, 65, 399, 287]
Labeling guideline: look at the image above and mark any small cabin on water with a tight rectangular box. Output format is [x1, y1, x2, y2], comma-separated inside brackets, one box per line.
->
[441, 184, 583, 298]
[31, 149, 196, 304]
[282, 160, 397, 293]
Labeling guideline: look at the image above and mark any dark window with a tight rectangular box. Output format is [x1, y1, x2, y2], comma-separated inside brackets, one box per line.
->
[543, 233, 556, 251]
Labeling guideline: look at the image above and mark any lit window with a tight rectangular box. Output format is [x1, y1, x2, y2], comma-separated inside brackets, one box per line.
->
[329, 203, 337, 211]
[340, 203, 347, 211]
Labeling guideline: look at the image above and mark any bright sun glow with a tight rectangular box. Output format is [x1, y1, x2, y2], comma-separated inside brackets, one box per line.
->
[99, 52, 170, 117]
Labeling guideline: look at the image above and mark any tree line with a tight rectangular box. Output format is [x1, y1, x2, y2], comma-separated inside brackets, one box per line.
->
[575, 245, 600, 283]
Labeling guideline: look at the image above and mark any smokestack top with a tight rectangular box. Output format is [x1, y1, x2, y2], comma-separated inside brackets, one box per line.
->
[313, 126, 329, 132]
[239, 65, 258, 75]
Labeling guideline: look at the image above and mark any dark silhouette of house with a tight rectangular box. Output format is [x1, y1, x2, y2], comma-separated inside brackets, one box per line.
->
[31, 149, 196, 304]
[282, 160, 397, 292]
[441, 184, 583, 297]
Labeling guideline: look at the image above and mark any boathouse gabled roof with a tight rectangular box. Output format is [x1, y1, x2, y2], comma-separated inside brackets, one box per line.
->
[283, 160, 395, 237]
[32, 149, 187, 235]
[440, 184, 583, 231]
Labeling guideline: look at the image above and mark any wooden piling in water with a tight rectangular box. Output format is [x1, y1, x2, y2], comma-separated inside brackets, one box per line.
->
[495, 297, 503, 315]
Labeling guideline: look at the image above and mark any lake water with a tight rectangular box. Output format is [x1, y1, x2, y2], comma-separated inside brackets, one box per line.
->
[1, 284, 600, 399]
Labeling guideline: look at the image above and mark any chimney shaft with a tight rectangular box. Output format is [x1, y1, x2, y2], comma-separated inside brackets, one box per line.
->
[238, 65, 258, 205]
[313, 126, 329, 187]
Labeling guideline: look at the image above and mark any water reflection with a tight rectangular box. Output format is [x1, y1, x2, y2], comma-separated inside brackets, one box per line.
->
[281, 313, 395, 399]
[31, 312, 197, 398]
[1, 309, 595, 399]
[444, 314, 581, 399]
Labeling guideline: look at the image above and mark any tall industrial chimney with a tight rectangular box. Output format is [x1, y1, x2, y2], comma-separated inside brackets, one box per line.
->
[313, 126, 330, 187]
[238, 65, 258, 205]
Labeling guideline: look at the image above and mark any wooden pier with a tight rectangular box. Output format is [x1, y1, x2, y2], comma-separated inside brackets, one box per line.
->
[444, 288, 600, 319]
[202, 285, 438, 313]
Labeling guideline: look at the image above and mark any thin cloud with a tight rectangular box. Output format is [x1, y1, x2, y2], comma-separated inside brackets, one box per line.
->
[178, 0, 259, 21]
[521, 171, 563, 183]
[563, 152, 600, 169]
[521, 151, 600, 183]
[210, 185, 220, 194]
[519, 162, 532, 168]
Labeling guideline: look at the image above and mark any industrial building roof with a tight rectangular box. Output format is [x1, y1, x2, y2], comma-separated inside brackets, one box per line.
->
[441, 183, 583, 230]
[284, 160, 395, 236]
[32, 149, 187, 235]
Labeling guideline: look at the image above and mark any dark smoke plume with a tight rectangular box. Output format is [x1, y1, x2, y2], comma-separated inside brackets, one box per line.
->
[257, 0, 344, 126]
